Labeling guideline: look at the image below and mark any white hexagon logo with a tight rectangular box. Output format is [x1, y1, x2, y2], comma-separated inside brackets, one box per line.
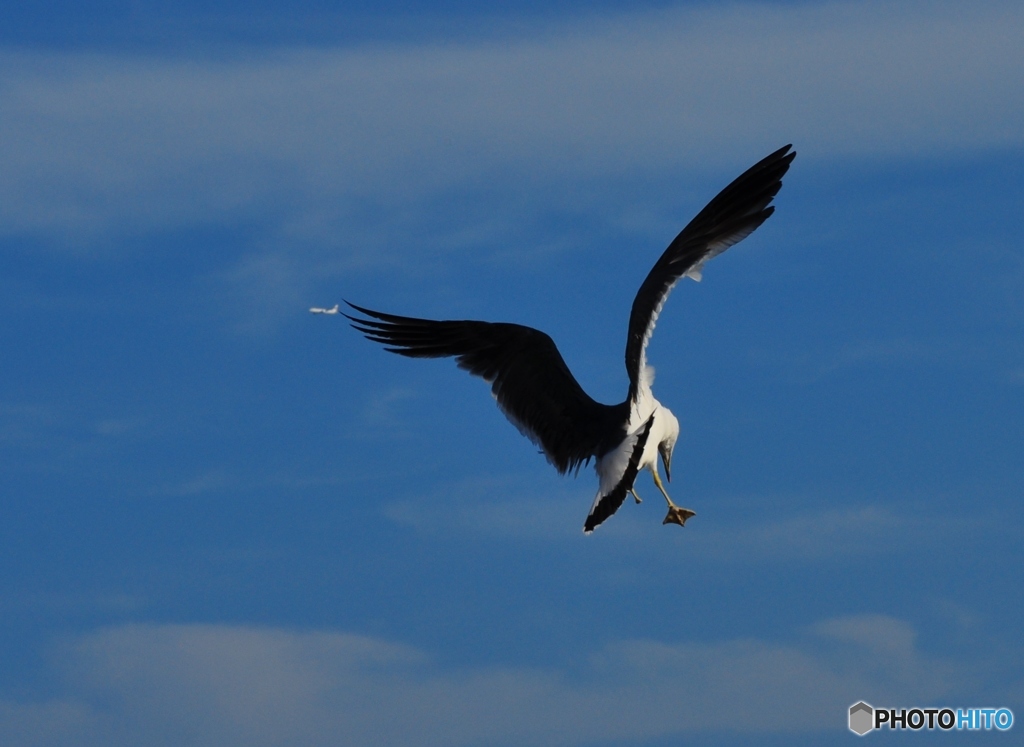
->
[849, 701, 874, 735]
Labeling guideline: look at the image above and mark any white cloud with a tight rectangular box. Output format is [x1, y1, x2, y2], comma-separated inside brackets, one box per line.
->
[0, 615, 958, 746]
[749, 337, 962, 384]
[813, 614, 917, 655]
[684, 500, 1022, 564]
[154, 469, 236, 497]
[0, 0, 1021, 248]
[355, 386, 417, 437]
[0, 402, 59, 445]
[695, 505, 911, 560]
[0, 701, 97, 747]
[383, 475, 588, 539]
[384, 475, 991, 562]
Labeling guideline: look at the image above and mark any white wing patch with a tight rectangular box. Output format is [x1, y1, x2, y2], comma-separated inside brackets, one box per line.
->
[591, 430, 640, 512]
[640, 363, 655, 391]
[633, 279, 677, 401]
[683, 224, 760, 283]
[636, 222, 761, 387]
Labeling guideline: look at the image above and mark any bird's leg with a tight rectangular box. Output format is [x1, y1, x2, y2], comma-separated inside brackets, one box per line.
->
[651, 469, 696, 527]
[650, 469, 672, 503]
[629, 488, 643, 504]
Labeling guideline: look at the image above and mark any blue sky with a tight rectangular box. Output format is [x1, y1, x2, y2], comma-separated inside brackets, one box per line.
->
[1, 1, 1022, 744]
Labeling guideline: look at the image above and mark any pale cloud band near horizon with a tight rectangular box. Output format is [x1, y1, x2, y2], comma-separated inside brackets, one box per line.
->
[0, 615, 954, 746]
[0, 0, 1021, 246]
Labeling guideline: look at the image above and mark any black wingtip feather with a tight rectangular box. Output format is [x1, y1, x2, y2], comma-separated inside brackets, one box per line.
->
[346, 302, 630, 475]
[624, 145, 795, 404]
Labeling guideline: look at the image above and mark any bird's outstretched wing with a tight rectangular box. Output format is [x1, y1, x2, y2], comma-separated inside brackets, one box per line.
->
[625, 144, 796, 404]
[345, 303, 628, 474]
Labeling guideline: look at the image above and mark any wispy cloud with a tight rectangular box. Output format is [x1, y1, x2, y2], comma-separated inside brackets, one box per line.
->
[0, 591, 144, 616]
[384, 476, 997, 561]
[693, 505, 913, 561]
[355, 386, 417, 438]
[0, 402, 59, 446]
[93, 417, 143, 437]
[748, 337, 972, 384]
[0, 615, 961, 746]
[154, 469, 236, 497]
[1, 0, 1021, 249]
[150, 467, 366, 499]
[383, 475, 586, 539]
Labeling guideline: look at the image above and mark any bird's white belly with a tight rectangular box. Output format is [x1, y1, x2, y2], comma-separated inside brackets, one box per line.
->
[594, 437, 636, 497]
[627, 398, 664, 473]
[594, 401, 662, 495]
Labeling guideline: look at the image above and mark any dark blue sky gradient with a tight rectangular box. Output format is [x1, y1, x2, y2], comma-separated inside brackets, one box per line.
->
[4, 0, 725, 49]
[1, 2, 1022, 744]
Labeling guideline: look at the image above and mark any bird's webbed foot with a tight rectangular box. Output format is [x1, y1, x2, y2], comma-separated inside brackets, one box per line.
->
[650, 469, 695, 527]
[629, 488, 642, 505]
[662, 505, 697, 527]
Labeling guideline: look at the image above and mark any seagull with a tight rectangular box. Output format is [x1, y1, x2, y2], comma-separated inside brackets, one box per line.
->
[310, 304, 340, 314]
[343, 145, 795, 533]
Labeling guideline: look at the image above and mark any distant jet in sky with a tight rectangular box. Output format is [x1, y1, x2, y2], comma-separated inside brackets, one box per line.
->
[339, 145, 794, 533]
[309, 304, 340, 314]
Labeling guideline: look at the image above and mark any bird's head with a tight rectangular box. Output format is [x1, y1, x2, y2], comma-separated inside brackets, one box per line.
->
[657, 407, 680, 482]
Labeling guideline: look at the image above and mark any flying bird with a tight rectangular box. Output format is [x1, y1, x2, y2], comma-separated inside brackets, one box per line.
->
[342, 145, 795, 533]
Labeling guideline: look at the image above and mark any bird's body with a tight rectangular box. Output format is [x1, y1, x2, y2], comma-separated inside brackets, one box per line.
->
[341, 145, 795, 532]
